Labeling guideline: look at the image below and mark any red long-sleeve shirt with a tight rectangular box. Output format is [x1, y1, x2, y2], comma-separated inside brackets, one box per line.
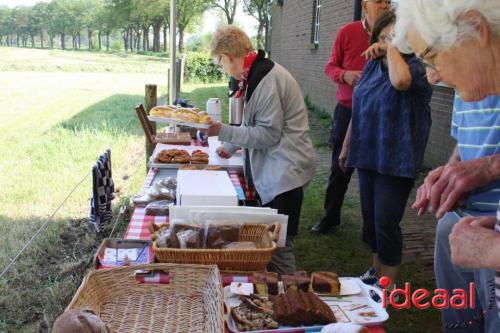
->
[325, 20, 370, 109]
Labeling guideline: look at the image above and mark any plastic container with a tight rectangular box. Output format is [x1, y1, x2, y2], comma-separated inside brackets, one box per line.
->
[206, 98, 222, 122]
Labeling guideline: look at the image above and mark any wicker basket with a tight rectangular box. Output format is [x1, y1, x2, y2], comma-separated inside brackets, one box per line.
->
[67, 263, 224, 333]
[153, 223, 280, 271]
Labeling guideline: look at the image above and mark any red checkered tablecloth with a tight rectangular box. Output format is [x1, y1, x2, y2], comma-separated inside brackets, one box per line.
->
[124, 167, 255, 240]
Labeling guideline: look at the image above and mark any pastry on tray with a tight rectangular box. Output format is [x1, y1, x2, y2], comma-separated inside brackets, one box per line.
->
[150, 105, 177, 118]
[172, 108, 201, 123]
[311, 271, 341, 295]
[156, 150, 173, 163]
[253, 272, 279, 296]
[155, 149, 191, 164]
[191, 149, 209, 164]
[281, 271, 311, 292]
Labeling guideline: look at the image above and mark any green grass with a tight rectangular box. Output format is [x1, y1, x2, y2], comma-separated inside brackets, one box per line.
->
[0, 46, 228, 332]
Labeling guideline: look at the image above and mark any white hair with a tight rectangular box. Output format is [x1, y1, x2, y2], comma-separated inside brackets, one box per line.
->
[393, 0, 500, 54]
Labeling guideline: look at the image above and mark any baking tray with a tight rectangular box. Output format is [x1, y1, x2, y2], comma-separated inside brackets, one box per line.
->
[148, 116, 212, 129]
[224, 278, 388, 332]
[149, 144, 243, 170]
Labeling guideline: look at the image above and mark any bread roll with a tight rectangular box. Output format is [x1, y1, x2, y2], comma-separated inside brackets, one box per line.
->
[150, 105, 175, 118]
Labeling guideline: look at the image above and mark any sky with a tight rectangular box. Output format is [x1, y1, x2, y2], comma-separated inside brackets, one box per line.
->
[0, 0, 48, 6]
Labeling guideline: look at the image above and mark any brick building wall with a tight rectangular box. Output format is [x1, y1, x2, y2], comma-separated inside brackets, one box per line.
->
[269, 0, 456, 167]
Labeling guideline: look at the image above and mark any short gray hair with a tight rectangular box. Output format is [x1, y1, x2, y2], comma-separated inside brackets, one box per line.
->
[393, 0, 500, 53]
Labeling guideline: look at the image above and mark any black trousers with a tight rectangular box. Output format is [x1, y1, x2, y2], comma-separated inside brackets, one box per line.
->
[262, 186, 304, 237]
[322, 103, 354, 226]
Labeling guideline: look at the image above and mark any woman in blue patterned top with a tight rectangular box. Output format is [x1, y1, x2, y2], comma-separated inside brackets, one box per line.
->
[339, 11, 433, 290]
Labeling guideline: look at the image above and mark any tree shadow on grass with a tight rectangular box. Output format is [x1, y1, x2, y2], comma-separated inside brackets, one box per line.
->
[59, 94, 146, 136]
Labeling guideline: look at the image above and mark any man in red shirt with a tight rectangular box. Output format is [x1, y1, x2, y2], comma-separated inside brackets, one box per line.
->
[312, 0, 390, 234]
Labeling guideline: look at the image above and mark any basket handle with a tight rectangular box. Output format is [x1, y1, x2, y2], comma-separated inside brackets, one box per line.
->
[268, 223, 281, 243]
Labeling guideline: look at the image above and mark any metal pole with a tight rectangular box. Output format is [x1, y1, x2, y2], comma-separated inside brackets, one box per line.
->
[169, 0, 177, 105]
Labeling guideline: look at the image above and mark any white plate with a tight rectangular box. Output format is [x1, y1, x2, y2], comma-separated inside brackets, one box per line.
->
[148, 116, 212, 129]
[224, 278, 388, 333]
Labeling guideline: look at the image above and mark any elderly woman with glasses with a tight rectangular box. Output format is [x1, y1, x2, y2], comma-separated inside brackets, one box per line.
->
[202, 26, 316, 274]
[393, 0, 500, 331]
[339, 10, 433, 291]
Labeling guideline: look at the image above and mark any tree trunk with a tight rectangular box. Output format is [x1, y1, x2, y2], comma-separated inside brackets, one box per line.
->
[88, 30, 92, 50]
[40, 32, 44, 48]
[30, 34, 35, 47]
[178, 28, 184, 53]
[78, 33, 81, 49]
[143, 26, 148, 51]
[61, 33, 65, 50]
[129, 27, 133, 52]
[257, 23, 264, 49]
[123, 29, 128, 51]
[98, 31, 101, 50]
[163, 25, 167, 52]
[106, 32, 110, 51]
[153, 23, 161, 52]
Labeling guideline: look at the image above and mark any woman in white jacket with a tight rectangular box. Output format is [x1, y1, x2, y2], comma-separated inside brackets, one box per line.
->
[203, 26, 316, 274]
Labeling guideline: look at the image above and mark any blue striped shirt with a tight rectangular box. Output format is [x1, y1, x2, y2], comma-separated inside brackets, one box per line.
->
[452, 94, 500, 214]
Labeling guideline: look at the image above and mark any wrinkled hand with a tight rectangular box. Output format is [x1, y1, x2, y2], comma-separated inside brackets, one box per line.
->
[413, 158, 493, 218]
[343, 70, 362, 86]
[362, 42, 387, 60]
[413, 165, 445, 216]
[339, 145, 349, 173]
[199, 122, 222, 137]
[216, 146, 232, 159]
[450, 216, 498, 269]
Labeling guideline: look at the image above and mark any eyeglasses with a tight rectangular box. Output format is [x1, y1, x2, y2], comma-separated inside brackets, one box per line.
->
[417, 42, 438, 71]
[215, 54, 223, 67]
[364, 0, 391, 5]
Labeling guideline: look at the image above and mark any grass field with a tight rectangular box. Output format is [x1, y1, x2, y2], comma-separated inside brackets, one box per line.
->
[0, 46, 228, 332]
[0, 46, 440, 332]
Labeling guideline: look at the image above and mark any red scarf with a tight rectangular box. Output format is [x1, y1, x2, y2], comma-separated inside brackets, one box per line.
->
[235, 50, 259, 98]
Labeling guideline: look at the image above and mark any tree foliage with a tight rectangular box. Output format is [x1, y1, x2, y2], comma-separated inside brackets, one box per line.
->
[242, 0, 269, 50]
[0, 0, 212, 53]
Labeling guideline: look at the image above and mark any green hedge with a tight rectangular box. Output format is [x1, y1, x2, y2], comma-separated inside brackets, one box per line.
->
[184, 52, 226, 83]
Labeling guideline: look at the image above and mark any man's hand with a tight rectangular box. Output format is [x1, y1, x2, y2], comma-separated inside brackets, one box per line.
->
[413, 157, 494, 218]
[413, 165, 445, 216]
[430, 158, 494, 218]
[216, 146, 232, 159]
[362, 42, 387, 60]
[343, 70, 362, 86]
[200, 122, 222, 137]
[450, 216, 499, 269]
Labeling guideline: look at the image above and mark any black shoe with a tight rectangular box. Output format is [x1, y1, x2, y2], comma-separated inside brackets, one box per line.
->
[311, 219, 337, 234]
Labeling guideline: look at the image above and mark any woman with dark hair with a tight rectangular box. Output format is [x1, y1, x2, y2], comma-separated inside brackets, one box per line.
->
[339, 11, 433, 290]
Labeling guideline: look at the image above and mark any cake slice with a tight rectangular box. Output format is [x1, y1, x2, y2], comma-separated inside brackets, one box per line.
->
[281, 271, 311, 292]
[311, 271, 341, 295]
[253, 272, 279, 296]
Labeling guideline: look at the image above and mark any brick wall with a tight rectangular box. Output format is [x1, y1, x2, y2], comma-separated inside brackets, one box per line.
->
[270, 0, 455, 167]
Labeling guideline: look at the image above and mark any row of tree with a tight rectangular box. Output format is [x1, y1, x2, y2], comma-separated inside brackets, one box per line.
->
[0, 0, 270, 53]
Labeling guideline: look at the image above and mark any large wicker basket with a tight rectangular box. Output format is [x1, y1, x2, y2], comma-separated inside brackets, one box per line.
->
[67, 263, 224, 333]
[153, 223, 280, 271]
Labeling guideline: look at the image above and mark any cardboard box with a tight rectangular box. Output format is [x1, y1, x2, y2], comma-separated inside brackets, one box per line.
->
[177, 170, 238, 206]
